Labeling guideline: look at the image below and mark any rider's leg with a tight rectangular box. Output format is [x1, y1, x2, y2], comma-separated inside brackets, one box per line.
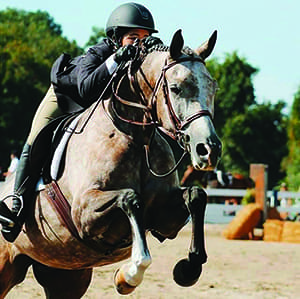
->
[0, 85, 63, 242]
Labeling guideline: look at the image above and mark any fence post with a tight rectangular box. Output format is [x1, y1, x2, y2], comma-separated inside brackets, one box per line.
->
[249, 164, 268, 222]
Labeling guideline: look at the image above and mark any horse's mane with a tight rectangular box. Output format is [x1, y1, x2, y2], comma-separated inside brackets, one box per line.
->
[147, 44, 197, 58]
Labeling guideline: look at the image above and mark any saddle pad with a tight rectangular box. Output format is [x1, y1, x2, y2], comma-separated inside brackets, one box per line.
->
[50, 114, 81, 180]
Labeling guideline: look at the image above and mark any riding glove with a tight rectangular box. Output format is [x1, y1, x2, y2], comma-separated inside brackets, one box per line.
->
[114, 45, 137, 64]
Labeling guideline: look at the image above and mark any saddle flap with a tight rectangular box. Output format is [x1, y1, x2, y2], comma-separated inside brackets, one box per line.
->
[30, 113, 81, 183]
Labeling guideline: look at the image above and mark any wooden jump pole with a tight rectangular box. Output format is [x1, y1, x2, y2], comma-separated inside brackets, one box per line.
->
[249, 164, 268, 222]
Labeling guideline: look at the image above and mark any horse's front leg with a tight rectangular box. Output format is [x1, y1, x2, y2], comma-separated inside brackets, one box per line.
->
[173, 186, 207, 287]
[73, 188, 151, 295]
[114, 189, 151, 294]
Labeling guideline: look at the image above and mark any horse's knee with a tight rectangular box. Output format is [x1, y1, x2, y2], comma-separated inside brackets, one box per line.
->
[183, 186, 207, 211]
[116, 189, 140, 214]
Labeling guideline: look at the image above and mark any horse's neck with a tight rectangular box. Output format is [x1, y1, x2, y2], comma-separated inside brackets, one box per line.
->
[138, 51, 166, 98]
[96, 52, 166, 140]
[114, 77, 144, 119]
[103, 79, 152, 143]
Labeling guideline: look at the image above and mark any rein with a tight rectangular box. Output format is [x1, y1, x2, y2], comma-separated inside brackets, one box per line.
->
[111, 54, 213, 177]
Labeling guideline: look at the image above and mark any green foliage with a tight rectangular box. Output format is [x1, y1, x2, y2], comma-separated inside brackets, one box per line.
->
[84, 27, 106, 49]
[241, 189, 256, 205]
[284, 86, 300, 190]
[221, 102, 288, 187]
[207, 53, 288, 188]
[207, 52, 257, 134]
[0, 8, 82, 168]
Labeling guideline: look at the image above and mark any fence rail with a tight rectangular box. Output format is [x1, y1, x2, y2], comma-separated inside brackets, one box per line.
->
[205, 188, 300, 199]
[205, 188, 300, 216]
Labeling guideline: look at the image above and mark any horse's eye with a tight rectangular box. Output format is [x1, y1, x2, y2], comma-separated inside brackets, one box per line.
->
[170, 84, 182, 95]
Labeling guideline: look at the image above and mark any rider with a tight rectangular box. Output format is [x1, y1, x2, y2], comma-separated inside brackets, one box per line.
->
[0, 2, 163, 242]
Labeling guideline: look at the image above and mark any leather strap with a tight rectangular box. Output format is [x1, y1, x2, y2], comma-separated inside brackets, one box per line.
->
[46, 181, 81, 240]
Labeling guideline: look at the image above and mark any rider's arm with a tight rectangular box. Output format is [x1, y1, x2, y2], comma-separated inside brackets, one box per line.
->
[76, 39, 116, 103]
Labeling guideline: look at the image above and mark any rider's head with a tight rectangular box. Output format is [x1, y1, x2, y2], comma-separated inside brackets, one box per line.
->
[106, 2, 158, 47]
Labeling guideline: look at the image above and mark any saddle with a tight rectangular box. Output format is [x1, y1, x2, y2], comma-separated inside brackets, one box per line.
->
[30, 112, 81, 184]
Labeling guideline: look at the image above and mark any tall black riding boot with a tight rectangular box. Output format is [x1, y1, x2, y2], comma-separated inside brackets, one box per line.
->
[0, 143, 32, 242]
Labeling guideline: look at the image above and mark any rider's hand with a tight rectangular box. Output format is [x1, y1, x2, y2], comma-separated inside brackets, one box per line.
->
[143, 36, 164, 50]
[114, 45, 137, 64]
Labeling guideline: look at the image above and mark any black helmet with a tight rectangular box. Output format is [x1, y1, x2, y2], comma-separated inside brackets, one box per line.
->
[106, 2, 158, 39]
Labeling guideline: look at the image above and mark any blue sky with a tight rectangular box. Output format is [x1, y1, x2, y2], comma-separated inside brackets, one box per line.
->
[1, 0, 299, 111]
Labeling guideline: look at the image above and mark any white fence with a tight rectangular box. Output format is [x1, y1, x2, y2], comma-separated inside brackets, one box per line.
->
[205, 188, 300, 200]
[204, 188, 300, 223]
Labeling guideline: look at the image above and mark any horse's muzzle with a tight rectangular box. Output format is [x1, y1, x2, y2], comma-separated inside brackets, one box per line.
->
[191, 138, 222, 171]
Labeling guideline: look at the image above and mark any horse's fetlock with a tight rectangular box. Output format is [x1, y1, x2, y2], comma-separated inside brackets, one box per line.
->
[189, 251, 207, 265]
[136, 255, 152, 269]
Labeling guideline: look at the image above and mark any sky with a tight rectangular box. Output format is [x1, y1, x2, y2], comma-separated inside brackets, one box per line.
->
[1, 0, 299, 112]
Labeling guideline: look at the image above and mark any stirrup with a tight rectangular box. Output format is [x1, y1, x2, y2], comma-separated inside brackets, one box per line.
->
[2, 194, 24, 217]
[0, 194, 23, 225]
[0, 196, 23, 242]
[0, 201, 17, 228]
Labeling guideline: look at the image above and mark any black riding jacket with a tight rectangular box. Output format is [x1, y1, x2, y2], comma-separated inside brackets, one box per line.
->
[51, 38, 116, 113]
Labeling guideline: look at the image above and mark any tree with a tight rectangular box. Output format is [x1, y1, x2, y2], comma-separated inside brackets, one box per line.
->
[221, 102, 288, 188]
[284, 86, 300, 190]
[206, 53, 288, 187]
[207, 52, 257, 135]
[0, 9, 82, 168]
[84, 27, 106, 49]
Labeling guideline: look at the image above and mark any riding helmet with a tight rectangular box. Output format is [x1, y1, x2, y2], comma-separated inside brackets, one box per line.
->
[106, 2, 158, 40]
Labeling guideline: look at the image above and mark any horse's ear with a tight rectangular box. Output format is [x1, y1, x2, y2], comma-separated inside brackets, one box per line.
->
[170, 29, 184, 59]
[195, 30, 217, 60]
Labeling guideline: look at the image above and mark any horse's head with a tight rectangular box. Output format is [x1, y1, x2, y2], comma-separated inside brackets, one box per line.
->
[138, 30, 222, 171]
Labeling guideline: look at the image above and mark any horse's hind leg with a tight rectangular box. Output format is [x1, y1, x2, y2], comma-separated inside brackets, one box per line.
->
[0, 247, 32, 298]
[32, 263, 92, 299]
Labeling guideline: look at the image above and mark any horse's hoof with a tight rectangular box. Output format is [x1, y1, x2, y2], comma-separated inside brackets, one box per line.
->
[114, 268, 136, 295]
[173, 258, 202, 287]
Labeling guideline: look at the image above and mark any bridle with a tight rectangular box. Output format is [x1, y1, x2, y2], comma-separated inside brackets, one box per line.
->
[112, 55, 212, 139]
[109, 53, 214, 177]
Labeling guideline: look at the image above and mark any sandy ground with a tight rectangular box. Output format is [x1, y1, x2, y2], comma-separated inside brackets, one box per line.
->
[6, 224, 300, 299]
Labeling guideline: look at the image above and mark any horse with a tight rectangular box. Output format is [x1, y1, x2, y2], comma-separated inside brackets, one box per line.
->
[0, 29, 221, 298]
[181, 167, 254, 204]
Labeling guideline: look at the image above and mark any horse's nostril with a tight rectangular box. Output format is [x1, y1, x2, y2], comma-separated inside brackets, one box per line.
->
[196, 143, 208, 156]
